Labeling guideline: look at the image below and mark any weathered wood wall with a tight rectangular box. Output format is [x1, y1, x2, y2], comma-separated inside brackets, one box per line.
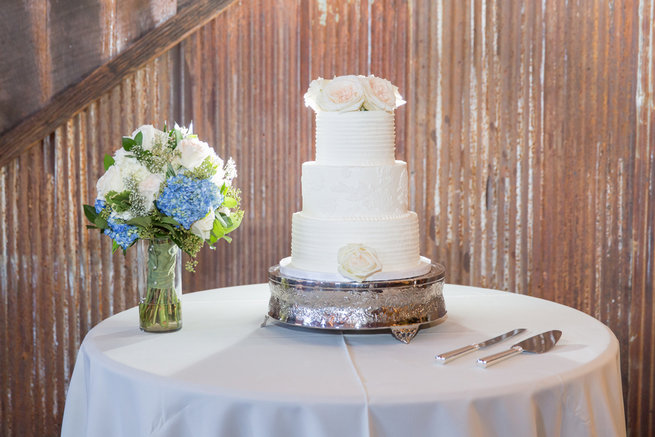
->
[1, 0, 654, 436]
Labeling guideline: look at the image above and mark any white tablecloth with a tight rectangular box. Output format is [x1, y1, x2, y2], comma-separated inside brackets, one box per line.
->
[61, 284, 626, 437]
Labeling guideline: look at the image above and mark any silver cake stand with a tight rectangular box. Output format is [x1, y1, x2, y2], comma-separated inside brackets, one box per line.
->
[264, 263, 446, 343]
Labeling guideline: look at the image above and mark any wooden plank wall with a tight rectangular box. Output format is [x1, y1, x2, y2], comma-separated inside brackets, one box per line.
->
[1, 0, 654, 435]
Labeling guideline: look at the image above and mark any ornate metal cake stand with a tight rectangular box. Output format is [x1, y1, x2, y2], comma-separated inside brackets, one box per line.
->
[264, 263, 446, 343]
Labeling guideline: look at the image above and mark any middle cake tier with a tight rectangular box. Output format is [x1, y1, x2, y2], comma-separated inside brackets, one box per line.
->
[301, 160, 408, 218]
[288, 211, 425, 278]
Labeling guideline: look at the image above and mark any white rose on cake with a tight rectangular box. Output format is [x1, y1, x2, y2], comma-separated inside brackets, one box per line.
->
[361, 75, 405, 112]
[304, 74, 405, 113]
[337, 243, 383, 282]
[310, 75, 366, 112]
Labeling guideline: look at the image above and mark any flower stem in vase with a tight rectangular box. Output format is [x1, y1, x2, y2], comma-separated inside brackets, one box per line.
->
[139, 238, 182, 332]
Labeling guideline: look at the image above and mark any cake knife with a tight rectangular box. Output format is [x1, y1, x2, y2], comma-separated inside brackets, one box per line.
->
[435, 328, 526, 364]
[476, 330, 562, 368]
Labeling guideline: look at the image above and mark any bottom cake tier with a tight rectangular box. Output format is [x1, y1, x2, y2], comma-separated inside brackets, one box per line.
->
[288, 211, 428, 281]
[266, 263, 447, 343]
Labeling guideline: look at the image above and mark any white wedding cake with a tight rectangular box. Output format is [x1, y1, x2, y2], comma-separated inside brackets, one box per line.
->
[279, 75, 431, 282]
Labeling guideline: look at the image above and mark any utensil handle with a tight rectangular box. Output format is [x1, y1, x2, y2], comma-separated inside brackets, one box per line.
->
[435, 344, 479, 364]
[477, 347, 522, 368]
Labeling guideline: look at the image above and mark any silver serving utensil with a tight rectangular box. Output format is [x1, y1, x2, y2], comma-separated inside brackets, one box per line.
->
[435, 328, 527, 364]
[477, 330, 562, 368]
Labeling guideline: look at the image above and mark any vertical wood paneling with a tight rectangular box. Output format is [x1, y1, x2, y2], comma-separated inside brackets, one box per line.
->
[1, 0, 655, 435]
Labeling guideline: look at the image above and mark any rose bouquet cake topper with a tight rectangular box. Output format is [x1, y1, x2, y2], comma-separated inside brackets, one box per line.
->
[304, 74, 405, 113]
[83, 123, 243, 272]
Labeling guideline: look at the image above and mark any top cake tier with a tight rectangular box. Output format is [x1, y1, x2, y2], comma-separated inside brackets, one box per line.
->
[315, 111, 395, 165]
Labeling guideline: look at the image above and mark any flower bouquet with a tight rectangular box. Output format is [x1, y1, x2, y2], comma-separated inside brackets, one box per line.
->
[84, 123, 243, 332]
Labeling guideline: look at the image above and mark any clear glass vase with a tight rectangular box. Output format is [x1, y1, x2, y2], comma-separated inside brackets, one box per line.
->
[137, 238, 183, 332]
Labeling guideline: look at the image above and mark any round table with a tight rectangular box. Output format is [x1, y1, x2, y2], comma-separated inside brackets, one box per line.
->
[61, 284, 626, 437]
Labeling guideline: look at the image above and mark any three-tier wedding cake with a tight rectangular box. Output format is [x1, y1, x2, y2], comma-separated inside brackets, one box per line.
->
[278, 74, 431, 282]
[267, 75, 446, 342]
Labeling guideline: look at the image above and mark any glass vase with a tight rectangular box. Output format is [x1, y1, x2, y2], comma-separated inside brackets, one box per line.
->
[137, 238, 183, 332]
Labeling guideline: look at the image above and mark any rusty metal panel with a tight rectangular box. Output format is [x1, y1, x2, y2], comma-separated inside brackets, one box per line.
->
[1, 0, 655, 436]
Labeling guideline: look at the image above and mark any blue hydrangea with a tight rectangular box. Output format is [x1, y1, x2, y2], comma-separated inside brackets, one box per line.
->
[95, 198, 106, 214]
[104, 216, 139, 249]
[156, 174, 223, 229]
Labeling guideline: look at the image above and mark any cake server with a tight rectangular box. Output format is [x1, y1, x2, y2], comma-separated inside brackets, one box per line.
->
[435, 328, 526, 364]
[476, 330, 562, 368]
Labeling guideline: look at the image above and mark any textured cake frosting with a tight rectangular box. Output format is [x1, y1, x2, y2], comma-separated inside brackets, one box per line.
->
[301, 161, 408, 217]
[280, 107, 431, 282]
[316, 111, 395, 165]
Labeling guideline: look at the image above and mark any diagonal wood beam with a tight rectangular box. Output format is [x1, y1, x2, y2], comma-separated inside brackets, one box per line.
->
[0, 0, 235, 169]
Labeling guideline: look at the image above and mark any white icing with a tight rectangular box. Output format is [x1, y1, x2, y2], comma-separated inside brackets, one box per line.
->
[280, 256, 432, 282]
[289, 212, 423, 275]
[315, 111, 395, 165]
[301, 161, 408, 218]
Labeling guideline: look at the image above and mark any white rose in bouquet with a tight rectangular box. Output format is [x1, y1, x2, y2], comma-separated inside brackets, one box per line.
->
[96, 165, 124, 200]
[137, 173, 164, 213]
[316, 75, 365, 112]
[190, 210, 215, 240]
[130, 124, 163, 151]
[337, 243, 383, 282]
[177, 137, 213, 170]
[361, 75, 405, 112]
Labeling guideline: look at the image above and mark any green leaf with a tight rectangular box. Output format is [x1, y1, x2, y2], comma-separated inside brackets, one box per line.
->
[155, 223, 176, 234]
[224, 212, 242, 234]
[166, 163, 176, 179]
[86, 225, 98, 229]
[122, 137, 136, 151]
[174, 130, 183, 148]
[215, 213, 228, 228]
[134, 131, 143, 146]
[222, 235, 232, 243]
[112, 240, 120, 253]
[83, 204, 98, 223]
[218, 212, 233, 229]
[159, 216, 181, 226]
[222, 196, 237, 208]
[220, 183, 228, 195]
[103, 154, 115, 170]
[210, 218, 224, 244]
[126, 216, 152, 228]
[93, 215, 108, 229]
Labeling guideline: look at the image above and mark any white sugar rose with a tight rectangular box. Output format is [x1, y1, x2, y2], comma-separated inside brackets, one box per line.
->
[303, 78, 328, 112]
[316, 75, 365, 112]
[137, 173, 164, 212]
[337, 243, 383, 282]
[361, 75, 405, 112]
[96, 165, 124, 199]
[191, 210, 215, 240]
[177, 137, 212, 170]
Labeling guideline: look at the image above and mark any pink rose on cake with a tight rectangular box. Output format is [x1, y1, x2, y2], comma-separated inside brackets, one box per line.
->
[361, 75, 405, 112]
[337, 243, 383, 282]
[304, 74, 405, 113]
[305, 75, 365, 112]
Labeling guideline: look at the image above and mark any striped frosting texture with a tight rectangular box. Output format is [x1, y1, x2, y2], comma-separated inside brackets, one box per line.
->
[290, 212, 421, 274]
[315, 111, 395, 165]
